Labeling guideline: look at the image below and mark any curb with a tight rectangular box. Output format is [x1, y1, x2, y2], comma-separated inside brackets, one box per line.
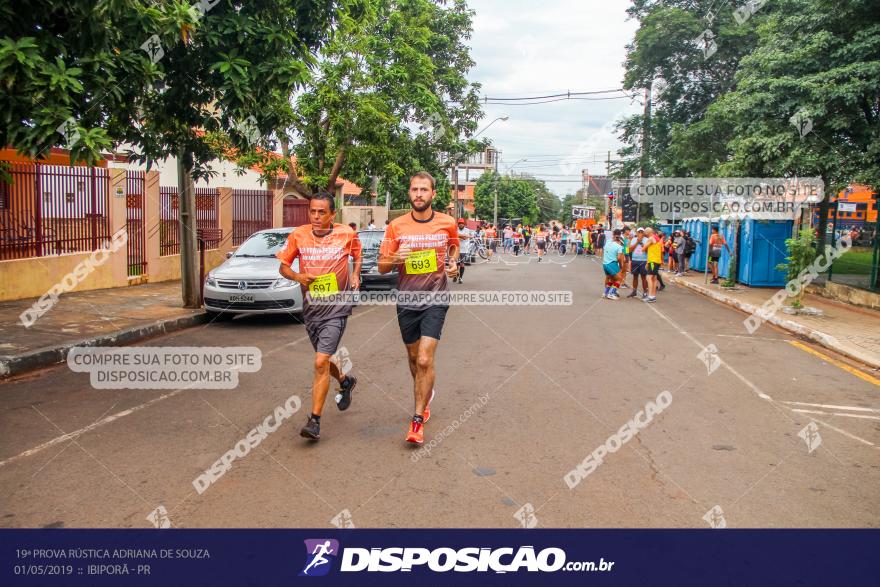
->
[672, 277, 880, 370]
[0, 313, 208, 379]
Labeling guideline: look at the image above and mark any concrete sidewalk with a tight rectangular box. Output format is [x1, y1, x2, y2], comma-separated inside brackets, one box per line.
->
[672, 272, 880, 370]
[0, 282, 206, 378]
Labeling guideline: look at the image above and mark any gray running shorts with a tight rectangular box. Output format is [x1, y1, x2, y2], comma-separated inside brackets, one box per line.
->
[305, 317, 348, 355]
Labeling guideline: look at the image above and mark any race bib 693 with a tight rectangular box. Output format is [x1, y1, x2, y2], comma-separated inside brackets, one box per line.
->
[406, 249, 438, 274]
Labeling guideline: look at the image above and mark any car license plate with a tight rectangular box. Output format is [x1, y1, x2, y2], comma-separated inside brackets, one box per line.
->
[229, 294, 254, 303]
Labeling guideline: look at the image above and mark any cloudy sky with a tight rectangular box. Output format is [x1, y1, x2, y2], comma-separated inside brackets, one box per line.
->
[465, 0, 640, 196]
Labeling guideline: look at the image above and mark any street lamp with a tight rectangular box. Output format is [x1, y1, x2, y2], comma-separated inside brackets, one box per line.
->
[506, 157, 528, 176]
[474, 116, 509, 138]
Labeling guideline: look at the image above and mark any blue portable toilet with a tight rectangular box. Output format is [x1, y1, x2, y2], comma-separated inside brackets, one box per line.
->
[717, 217, 738, 279]
[681, 218, 693, 265]
[657, 223, 681, 237]
[690, 218, 711, 272]
[681, 219, 692, 243]
[738, 217, 794, 286]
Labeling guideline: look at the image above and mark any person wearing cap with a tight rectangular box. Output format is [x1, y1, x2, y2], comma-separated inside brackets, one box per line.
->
[456, 218, 473, 284]
[627, 227, 649, 299]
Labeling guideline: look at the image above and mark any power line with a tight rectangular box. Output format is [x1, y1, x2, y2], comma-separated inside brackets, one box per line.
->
[484, 96, 632, 106]
[482, 89, 625, 101]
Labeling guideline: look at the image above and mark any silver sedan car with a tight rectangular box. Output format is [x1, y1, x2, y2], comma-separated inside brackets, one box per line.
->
[203, 227, 303, 318]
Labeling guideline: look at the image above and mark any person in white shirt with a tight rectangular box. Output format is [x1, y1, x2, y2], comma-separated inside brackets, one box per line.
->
[456, 218, 474, 283]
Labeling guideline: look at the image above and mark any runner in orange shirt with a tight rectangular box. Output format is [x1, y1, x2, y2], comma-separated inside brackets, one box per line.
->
[378, 171, 460, 445]
[485, 223, 497, 259]
[277, 192, 363, 440]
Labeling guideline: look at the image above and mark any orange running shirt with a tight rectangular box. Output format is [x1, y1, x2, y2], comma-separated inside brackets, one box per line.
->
[276, 223, 362, 321]
[380, 211, 459, 308]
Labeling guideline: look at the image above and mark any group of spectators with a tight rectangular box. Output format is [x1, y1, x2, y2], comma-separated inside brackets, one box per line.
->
[449, 219, 735, 295]
[600, 224, 732, 301]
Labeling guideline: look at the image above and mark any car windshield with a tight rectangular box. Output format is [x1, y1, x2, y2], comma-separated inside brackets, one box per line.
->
[358, 230, 384, 250]
[234, 232, 290, 257]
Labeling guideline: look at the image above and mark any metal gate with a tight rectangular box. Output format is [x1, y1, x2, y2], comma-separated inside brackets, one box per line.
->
[0, 162, 110, 260]
[232, 189, 273, 244]
[159, 186, 221, 255]
[283, 196, 309, 227]
[126, 171, 147, 277]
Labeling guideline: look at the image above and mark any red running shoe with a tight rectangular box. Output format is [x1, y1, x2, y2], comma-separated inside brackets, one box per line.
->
[406, 418, 424, 444]
[423, 388, 436, 423]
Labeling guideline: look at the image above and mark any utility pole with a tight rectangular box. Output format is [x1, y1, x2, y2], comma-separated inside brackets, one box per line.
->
[581, 168, 587, 204]
[637, 83, 652, 224]
[177, 152, 200, 308]
[606, 151, 613, 225]
[452, 161, 459, 218]
[493, 149, 499, 226]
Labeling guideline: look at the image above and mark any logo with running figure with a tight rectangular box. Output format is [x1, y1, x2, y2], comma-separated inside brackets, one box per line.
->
[300, 539, 340, 577]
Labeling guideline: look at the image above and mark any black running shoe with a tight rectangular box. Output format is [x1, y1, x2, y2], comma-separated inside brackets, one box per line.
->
[300, 415, 320, 440]
[335, 375, 357, 411]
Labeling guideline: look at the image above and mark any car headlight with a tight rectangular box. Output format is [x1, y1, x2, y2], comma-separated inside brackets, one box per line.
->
[273, 277, 296, 289]
[205, 274, 217, 287]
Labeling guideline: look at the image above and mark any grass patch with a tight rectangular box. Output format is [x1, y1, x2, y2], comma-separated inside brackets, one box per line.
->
[830, 248, 876, 276]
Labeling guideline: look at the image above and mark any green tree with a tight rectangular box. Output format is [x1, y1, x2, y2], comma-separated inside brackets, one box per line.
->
[279, 0, 483, 198]
[777, 228, 818, 308]
[0, 0, 348, 174]
[618, 0, 759, 177]
[560, 193, 578, 224]
[668, 0, 880, 242]
[474, 170, 552, 224]
[1, 1, 350, 307]
[533, 179, 562, 223]
[619, 0, 880, 248]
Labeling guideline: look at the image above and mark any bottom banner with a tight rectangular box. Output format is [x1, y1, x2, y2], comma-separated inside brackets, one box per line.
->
[1, 529, 875, 586]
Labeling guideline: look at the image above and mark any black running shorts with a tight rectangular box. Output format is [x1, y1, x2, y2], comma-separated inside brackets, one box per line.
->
[397, 305, 449, 345]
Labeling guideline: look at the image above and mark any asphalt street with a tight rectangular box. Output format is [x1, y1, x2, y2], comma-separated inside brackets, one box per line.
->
[1, 252, 878, 528]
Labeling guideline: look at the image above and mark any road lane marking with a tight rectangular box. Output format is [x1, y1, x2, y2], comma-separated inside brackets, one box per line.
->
[781, 401, 880, 413]
[787, 341, 880, 387]
[644, 303, 878, 449]
[810, 416, 878, 448]
[0, 389, 188, 469]
[714, 334, 789, 342]
[791, 408, 880, 421]
[0, 306, 379, 469]
[645, 303, 772, 400]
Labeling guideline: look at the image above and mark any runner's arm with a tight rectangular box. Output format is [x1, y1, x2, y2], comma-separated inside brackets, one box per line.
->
[446, 224, 460, 278]
[350, 233, 363, 290]
[378, 225, 406, 273]
[277, 233, 316, 285]
[279, 262, 317, 286]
